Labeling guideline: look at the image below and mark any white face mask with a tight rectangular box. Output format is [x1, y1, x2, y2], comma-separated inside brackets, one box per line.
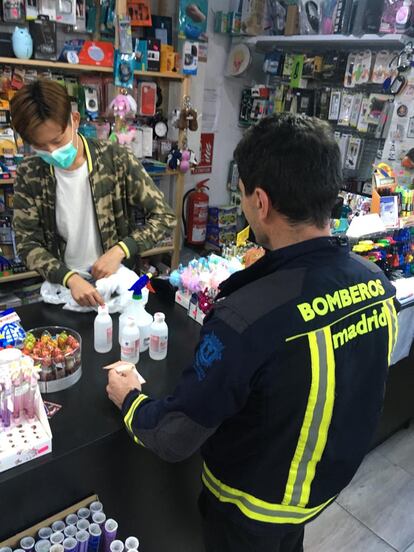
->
[33, 118, 78, 169]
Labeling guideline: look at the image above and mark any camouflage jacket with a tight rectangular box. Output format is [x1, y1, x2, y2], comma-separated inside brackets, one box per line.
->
[13, 135, 176, 285]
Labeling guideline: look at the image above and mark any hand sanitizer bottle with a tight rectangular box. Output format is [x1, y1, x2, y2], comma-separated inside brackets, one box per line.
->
[94, 305, 113, 353]
[120, 317, 140, 365]
[149, 312, 168, 361]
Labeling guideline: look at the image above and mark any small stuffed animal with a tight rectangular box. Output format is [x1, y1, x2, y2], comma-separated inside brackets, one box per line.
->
[108, 93, 137, 119]
[12, 27, 33, 60]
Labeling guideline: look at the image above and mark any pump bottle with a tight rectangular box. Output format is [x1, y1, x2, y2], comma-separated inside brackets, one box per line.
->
[149, 312, 168, 361]
[94, 305, 113, 353]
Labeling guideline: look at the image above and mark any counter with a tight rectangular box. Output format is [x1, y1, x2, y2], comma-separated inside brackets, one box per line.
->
[0, 297, 205, 552]
[0, 297, 413, 551]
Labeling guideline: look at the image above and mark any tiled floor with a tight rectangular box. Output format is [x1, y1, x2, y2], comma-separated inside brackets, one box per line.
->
[305, 423, 414, 551]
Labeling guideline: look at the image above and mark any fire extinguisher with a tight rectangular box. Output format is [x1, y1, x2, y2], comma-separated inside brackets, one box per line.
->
[183, 179, 210, 245]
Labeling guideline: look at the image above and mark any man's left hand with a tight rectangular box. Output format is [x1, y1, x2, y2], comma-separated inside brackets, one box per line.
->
[106, 369, 142, 410]
[92, 246, 125, 280]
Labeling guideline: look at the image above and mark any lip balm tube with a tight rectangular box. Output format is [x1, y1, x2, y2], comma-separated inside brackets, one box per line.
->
[38, 528, 53, 540]
[66, 514, 79, 526]
[102, 520, 118, 552]
[20, 537, 35, 552]
[35, 541, 51, 552]
[109, 542, 123, 552]
[77, 520, 90, 532]
[77, 508, 90, 521]
[50, 533, 64, 546]
[91, 512, 106, 531]
[88, 524, 102, 552]
[124, 538, 138, 551]
[50, 545, 64, 552]
[64, 526, 77, 539]
[52, 522, 66, 533]
[89, 502, 103, 515]
[63, 538, 78, 552]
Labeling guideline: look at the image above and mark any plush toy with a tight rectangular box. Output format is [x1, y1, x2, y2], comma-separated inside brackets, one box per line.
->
[108, 93, 137, 119]
[180, 149, 191, 173]
[167, 147, 182, 170]
[12, 27, 33, 60]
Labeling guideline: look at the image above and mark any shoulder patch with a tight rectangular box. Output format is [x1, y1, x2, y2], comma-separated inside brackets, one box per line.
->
[194, 332, 225, 381]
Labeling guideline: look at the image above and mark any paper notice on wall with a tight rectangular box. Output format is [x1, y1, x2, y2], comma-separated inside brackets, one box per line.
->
[202, 87, 221, 133]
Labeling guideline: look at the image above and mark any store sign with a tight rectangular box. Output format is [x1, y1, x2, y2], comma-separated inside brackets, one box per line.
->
[193, 133, 215, 174]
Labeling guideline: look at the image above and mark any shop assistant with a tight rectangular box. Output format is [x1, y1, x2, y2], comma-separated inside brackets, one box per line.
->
[11, 80, 176, 307]
[107, 114, 398, 552]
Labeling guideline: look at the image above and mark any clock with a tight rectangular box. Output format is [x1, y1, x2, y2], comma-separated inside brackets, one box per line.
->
[152, 112, 168, 139]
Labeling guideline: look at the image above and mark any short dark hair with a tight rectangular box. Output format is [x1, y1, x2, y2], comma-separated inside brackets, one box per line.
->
[234, 113, 342, 228]
[10, 80, 71, 144]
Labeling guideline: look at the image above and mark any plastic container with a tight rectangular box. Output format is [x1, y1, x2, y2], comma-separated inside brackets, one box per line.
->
[118, 287, 151, 352]
[149, 313, 168, 361]
[25, 326, 82, 394]
[94, 306, 113, 354]
[120, 318, 140, 365]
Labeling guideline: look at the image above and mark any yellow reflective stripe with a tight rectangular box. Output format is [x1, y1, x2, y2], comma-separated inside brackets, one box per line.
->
[79, 134, 93, 172]
[117, 241, 131, 260]
[390, 299, 399, 350]
[202, 463, 335, 525]
[299, 327, 336, 506]
[383, 301, 394, 365]
[283, 331, 320, 506]
[63, 270, 77, 287]
[123, 393, 148, 434]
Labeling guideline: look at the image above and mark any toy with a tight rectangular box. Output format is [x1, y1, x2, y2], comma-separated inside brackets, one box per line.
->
[12, 27, 33, 59]
[167, 146, 182, 170]
[180, 149, 191, 173]
[108, 92, 137, 119]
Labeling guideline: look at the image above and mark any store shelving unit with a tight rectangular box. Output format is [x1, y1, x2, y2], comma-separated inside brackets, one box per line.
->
[0, 48, 190, 284]
[245, 33, 409, 53]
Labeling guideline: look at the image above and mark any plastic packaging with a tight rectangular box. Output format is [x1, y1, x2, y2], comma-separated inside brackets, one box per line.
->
[149, 313, 168, 361]
[120, 318, 140, 365]
[94, 306, 113, 354]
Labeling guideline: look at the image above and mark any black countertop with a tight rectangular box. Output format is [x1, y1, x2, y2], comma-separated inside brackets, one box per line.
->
[0, 294, 202, 486]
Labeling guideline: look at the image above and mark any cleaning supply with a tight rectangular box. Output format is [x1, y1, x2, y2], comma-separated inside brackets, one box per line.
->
[94, 305, 113, 353]
[118, 274, 153, 352]
[120, 317, 140, 365]
[149, 313, 168, 361]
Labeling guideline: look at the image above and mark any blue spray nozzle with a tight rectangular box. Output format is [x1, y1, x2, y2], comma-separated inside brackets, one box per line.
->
[129, 273, 152, 300]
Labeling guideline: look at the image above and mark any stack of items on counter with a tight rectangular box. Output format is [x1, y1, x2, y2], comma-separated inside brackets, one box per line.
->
[0, 499, 142, 552]
[170, 243, 264, 324]
[0, 346, 52, 473]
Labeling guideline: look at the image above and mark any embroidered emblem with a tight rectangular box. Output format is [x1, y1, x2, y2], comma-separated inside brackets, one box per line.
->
[194, 332, 225, 381]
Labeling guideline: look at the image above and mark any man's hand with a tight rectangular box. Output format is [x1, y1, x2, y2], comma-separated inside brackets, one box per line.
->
[107, 369, 142, 410]
[91, 246, 126, 280]
[67, 273, 105, 307]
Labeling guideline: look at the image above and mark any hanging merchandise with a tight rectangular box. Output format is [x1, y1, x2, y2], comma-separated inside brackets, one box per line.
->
[380, 0, 405, 33]
[147, 38, 161, 72]
[321, 0, 337, 33]
[183, 179, 209, 246]
[226, 43, 252, 77]
[56, 0, 76, 25]
[84, 86, 99, 119]
[181, 41, 199, 75]
[39, 0, 56, 19]
[127, 0, 152, 26]
[12, 27, 33, 60]
[75, 0, 86, 31]
[134, 39, 147, 71]
[395, 0, 414, 32]
[384, 43, 414, 96]
[176, 96, 198, 131]
[179, 0, 208, 40]
[299, 0, 322, 34]
[2, 0, 24, 21]
[137, 82, 157, 116]
[118, 15, 133, 54]
[108, 91, 137, 144]
[29, 15, 57, 60]
[241, 0, 266, 35]
[265, 0, 287, 35]
[24, 0, 38, 19]
[114, 52, 135, 88]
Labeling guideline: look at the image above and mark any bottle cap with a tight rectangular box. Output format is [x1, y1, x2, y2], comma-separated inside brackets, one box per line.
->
[154, 312, 165, 323]
[98, 305, 108, 315]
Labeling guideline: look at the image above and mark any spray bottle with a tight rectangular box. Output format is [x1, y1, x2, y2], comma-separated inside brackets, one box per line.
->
[118, 274, 153, 352]
[94, 305, 113, 354]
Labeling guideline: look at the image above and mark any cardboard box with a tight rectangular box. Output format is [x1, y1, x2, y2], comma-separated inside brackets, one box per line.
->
[285, 5, 299, 35]
[0, 495, 98, 547]
[206, 224, 237, 248]
[208, 206, 237, 227]
[0, 387, 52, 473]
[175, 289, 192, 309]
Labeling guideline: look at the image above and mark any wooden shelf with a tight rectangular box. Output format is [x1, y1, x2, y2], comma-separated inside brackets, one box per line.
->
[0, 270, 39, 283]
[148, 170, 179, 177]
[0, 57, 185, 80]
[0, 178, 14, 185]
[246, 33, 409, 53]
[140, 245, 174, 258]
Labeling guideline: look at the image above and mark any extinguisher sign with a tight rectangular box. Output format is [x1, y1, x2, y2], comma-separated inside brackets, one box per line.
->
[193, 133, 215, 174]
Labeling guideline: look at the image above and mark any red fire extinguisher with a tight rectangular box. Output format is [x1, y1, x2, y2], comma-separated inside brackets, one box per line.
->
[183, 179, 210, 245]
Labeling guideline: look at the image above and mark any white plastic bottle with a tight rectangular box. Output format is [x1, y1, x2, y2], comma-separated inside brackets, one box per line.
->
[120, 317, 140, 364]
[149, 312, 168, 361]
[94, 305, 113, 353]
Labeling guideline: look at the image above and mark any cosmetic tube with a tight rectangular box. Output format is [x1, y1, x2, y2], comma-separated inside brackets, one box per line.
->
[91, 512, 106, 531]
[76, 531, 89, 552]
[77, 508, 90, 520]
[88, 524, 101, 552]
[20, 537, 35, 552]
[50, 533, 64, 546]
[124, 538, 138, 552]
[0, 547, 13, 552]
[35, 541, 51, 552]
[38, 528, 53, 540]
[66, 514, 79, 526]
[109, 541, 123, 552]
[89, 502, 103, 515]
[52, 521, 66, 533]
[102, 520, 118, 552]
[64, 526, 77, 539]
[63, 538, 78, 552]
[77, 520, 90, 532]
[50, 545, 64, 552]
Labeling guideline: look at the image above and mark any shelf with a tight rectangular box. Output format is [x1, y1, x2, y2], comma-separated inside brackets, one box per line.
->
[147, 170, 179, 177]
[140, 245, 174, 258]
[246, 34, 409, 53]
[0, 57, 185, 80]
[0, 178, 14, 185]
[0, 271, 39, 283]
